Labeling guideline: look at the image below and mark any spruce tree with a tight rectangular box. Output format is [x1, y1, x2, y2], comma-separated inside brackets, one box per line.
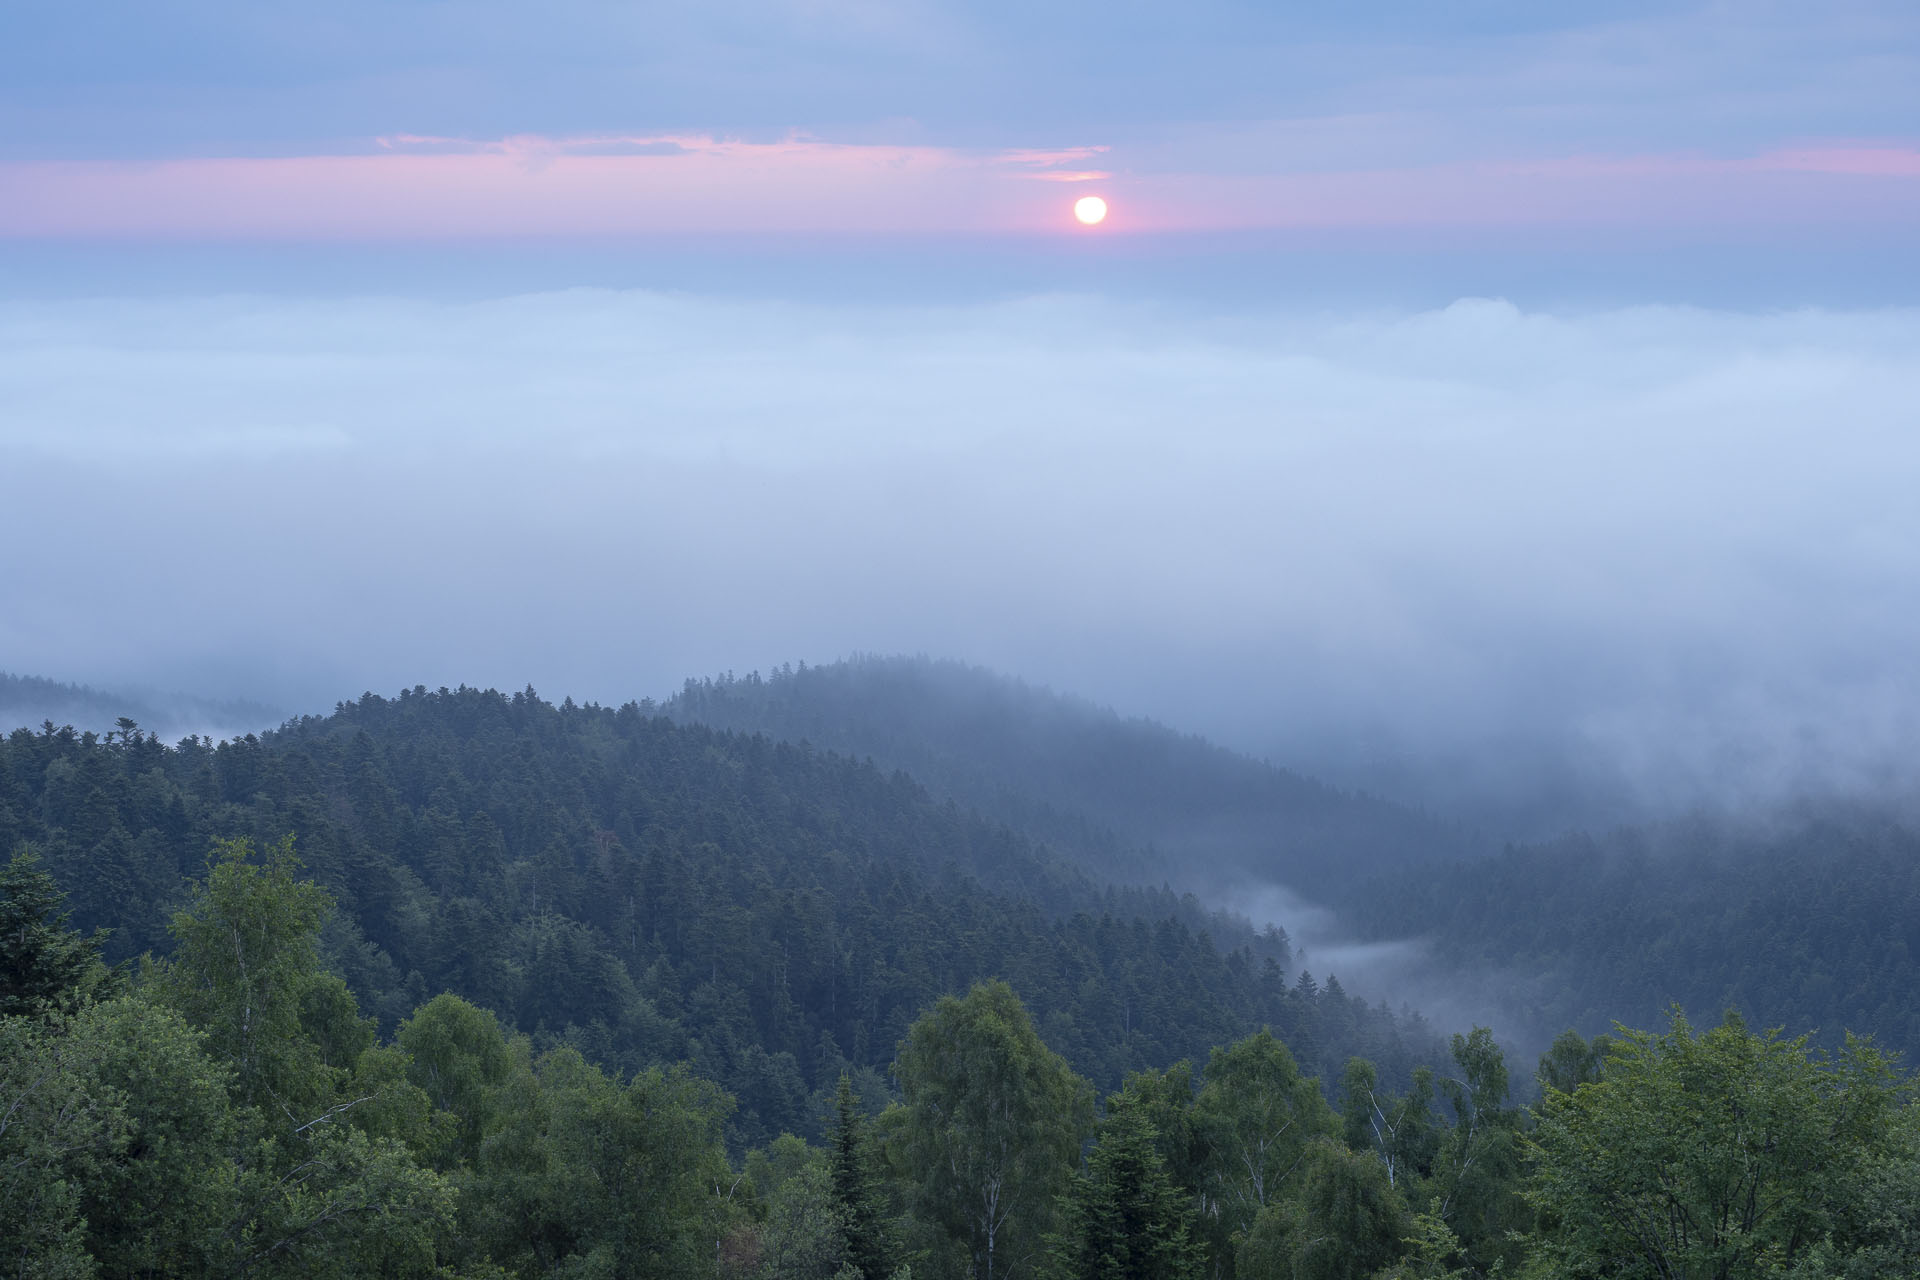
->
[0, 846, 105, 1017]
[830, 1073, 895, 1280]
[1049, 1102, 1202, 1280]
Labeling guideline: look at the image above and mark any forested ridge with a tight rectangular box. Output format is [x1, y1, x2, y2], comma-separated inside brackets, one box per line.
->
[0, 685, 1438, 1151]
[10, 673, 1920, 1277]
[662, 658, 1474, 901]
[662, 657, 1920, 1068]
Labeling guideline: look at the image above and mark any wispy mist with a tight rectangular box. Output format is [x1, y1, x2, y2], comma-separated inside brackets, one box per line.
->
[4, 289, 1916, 827]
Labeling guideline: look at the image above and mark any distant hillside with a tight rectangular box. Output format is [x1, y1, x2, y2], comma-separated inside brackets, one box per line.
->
[0, 671, 283, 743]
[658, 657, 1920, 1065]
[660, 656, 1479, 904]
[1345, 803, 1920, 1057]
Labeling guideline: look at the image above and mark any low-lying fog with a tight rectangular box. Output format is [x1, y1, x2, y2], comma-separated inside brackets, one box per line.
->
[1224, 882, 1566, 1061]
[5, 288, 1918, 840]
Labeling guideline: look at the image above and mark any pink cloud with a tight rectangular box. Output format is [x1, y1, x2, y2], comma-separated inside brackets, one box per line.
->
[0, 135, 1914, 240]
[1752, 146, 1920, 177]
[0, 138, 1089, 237]
[1495, 145, 1920, 180]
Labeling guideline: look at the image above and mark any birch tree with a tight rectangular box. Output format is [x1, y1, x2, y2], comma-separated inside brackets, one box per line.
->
[893, 981, 1093, 1280]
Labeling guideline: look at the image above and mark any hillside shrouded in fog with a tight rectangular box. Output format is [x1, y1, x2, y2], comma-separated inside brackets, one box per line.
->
[6, 292, 1919, 832]
[10, 3, 1920, 1277]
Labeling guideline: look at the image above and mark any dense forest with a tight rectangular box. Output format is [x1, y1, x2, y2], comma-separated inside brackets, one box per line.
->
[0, 687, 1437, 1148]
[8, 840, 1920, 1279]
[662, 659, 1474, 902]
[1346, 810, 1920, 1057]
[663, 658, 1920, 1064]
[8, 672, 1920, 1277]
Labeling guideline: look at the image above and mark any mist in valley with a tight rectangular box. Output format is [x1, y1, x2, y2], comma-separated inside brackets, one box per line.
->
[13, 6, 1920, 1275]
[7, 3, 1920, 1085]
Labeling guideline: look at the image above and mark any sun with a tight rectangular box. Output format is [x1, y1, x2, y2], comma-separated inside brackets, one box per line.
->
[1073, 195, 1108, 226]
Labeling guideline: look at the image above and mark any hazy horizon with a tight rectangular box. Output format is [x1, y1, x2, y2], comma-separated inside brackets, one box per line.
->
[7, 1, 1919, 840]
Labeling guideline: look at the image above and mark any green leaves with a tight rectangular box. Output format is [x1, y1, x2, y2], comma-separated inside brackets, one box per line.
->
[458, 1047, 737, 1279]
[1527, 1010, 1908, 1279]
[1193, 1030, 1335, 1237]
[893, 981, 1095, 1280]
[156, 835, 340, 1128]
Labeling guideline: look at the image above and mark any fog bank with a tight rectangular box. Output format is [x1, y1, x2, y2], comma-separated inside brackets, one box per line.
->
[4, 289, 1916, 829]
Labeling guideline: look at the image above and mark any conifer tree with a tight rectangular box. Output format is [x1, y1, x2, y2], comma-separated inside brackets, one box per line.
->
[0, 846, 105, 1017]
[830, 1074, 895, 1280]
[1048, 1102, 1202, 1280]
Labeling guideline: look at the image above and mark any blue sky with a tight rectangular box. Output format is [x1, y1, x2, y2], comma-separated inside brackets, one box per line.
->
[8, 2, 1914, 157]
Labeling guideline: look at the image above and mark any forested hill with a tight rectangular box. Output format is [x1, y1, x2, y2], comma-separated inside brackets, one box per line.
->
[0, 670, 281, 743]
[1347, 806, 1920, 1059]
[2, 686, 1442, 1148]
[662, 656, 1477, 902]
[662, 659, 1920, 1071]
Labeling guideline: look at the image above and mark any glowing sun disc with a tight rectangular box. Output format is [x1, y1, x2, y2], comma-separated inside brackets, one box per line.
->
[1073, 195, 1108, 225]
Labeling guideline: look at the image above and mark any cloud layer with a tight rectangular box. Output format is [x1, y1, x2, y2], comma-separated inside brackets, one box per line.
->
[4, 287, 1917, 823]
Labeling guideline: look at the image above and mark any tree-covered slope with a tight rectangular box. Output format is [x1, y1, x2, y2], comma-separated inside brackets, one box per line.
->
[660, 658, 1920, 1068]
[1347, 808, 1920, 1057]
[661, 656, 1477, 902]
[2, 686, 1441, 1148]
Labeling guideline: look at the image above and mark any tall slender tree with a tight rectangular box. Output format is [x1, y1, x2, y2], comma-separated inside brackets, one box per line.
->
[831, 1074, 896, 1280]
[893, 980, 1095, 1280]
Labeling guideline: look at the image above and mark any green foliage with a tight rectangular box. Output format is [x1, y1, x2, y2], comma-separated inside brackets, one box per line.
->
[16, 832, 1920, 1280]
[156, 834, 340, 1126]
[1105, 1063, 1205, 1208]
[397, 993, 522, 1166]
[1193, 1029, 1337, 1253]
[1046, 1101, 1202, 1280]
[1526, 1009, 1907, 1279]
[0, 1010, 125, 1279]
[461, 1047, 737, 1279]
[1339, 1058, 1440, 1195]
[1775, 1107, 1920, 1278]
[1236, 1139, 1407, 1280]
[893, 981, 1096, 1280]
[1370, 1201, 1470, 1280]
[757, 1161, 852, 1280]
[1533, 1029, 1607, 1095]
[0, 846, 107, 1018]
[3, 687, 1445, 1150]
[833, 1075, 899, 1280]
[64, 994, 236, 1276]
[1427, 1028, 1527, 1273]
[226, 1123, 457, 1278]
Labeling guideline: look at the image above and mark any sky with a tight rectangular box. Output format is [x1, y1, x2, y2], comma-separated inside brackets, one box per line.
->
[4, 1, 1919, 833]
